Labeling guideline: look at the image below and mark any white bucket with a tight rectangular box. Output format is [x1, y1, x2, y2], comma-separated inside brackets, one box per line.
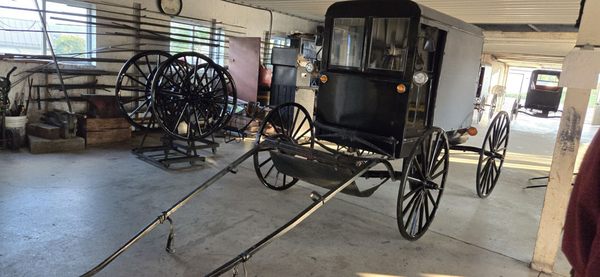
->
[4, 116, 27, 137]
[5, 116, 27, 128]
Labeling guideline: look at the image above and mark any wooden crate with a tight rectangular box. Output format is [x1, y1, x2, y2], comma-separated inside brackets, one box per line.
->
[84, 118, 131, 145]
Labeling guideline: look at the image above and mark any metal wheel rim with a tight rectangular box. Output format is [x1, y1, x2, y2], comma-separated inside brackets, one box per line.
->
[476, 111, 510, 198]
[397, 127, 449, 240]
[253, 103, 315, 190]
[213, 64, 237, 131]
[151, 52, 229, 141]
[115, 50, 171, 130]
[488, 94, 498, 120]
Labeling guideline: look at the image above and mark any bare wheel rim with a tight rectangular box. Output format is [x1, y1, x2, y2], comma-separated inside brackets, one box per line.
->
[397, 127, 449, 241]
[253, 103, 315, 191]
[476, 111, 510, 198]
[116, 50, 171, 130]
[151, 52, 228, 141]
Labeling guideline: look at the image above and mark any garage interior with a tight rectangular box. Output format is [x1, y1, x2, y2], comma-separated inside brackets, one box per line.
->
[1, 0, 599, 276]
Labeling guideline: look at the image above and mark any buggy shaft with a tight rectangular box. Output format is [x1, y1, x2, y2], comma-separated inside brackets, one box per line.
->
[81, 146, 261, 277]
[205, 159, 379, 277]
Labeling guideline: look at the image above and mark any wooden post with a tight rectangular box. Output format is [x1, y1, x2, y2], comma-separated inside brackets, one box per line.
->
[531, 88, 591, 273]
[531, 0, 600, 272]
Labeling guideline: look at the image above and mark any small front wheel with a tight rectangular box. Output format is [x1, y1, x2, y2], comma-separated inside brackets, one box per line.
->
[253, 103, 315, 190]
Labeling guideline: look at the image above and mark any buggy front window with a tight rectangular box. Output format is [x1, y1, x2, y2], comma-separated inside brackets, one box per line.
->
[368, 18, 410, 71]
[535, 74, 560, 88]
[330, 18, 365, 68]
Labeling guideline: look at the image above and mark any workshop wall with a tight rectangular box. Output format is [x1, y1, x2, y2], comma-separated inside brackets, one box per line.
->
[0, 0, 319, 122]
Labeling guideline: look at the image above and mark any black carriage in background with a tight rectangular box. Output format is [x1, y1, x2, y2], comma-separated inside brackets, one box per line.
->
[84, 1, 511, 276]
[511, 70, 564, 119]
[525, 70, 563, 115]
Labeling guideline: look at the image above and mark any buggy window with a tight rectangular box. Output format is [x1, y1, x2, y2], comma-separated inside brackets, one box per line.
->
[330, 18, 365, 68]
[535, 74, 559, 88]
[368, 18, 410, 71]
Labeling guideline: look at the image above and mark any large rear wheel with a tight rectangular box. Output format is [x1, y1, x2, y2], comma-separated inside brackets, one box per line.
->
[476, 111, 510, 198]
[115, 50, 171, 130]
[397, 127, 449, 240]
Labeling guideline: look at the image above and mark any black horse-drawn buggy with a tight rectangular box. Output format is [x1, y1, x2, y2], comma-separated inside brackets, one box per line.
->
[84, 0, 511, 275]
[511, 69, 564, 119]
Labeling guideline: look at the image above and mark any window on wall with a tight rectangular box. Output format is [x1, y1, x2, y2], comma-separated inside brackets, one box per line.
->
[169, 21, 226, 66]
[0, 0, 95, 59]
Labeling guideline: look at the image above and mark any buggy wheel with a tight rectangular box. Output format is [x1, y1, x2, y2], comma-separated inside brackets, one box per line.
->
[213, 64, 237, 131]
[397, 127, 449, 240]
[476, 111, 510, 198]
[488, 94, 498, 120]
[474, 95, 485, 124]
[510, 99, 519, 121]
[151, 52, 229, 141]
[254, 103, 315, 190]
[116, 50, 171, 130]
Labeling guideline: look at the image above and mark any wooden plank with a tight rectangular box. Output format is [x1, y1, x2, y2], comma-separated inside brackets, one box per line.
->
[86, 129, 131, 145]
[86, 118, 130, 131]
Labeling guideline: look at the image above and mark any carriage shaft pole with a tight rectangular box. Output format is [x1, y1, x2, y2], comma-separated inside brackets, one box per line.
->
[81, 146, 261, 277]
[449, 145, 503, 159]
[205, 159, 379, 277]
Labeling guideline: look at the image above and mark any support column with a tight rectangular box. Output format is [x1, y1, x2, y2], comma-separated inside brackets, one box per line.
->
[531, 88, 591, 273]
[531, 0, 600, 272]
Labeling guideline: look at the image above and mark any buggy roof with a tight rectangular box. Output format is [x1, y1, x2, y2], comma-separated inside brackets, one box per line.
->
[326, 0, 482, 36]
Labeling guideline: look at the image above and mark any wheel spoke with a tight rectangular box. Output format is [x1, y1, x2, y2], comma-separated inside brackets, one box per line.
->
[144, 54, 152, 75]
[402, 186, 422, 215]
[418, 191, 425, 230]
[420, 140, 429, 173]
[428, 133, 442, 172]
[124, 73, 146, 87]
[404, 193, 422, 230]
[423, 190, 430, 220]
[277, 110, 289, 137]
[430, 152, 447, 178]
[192, 106, 204, 137]
[264, 164, 276, 179]
[259, 157, 273, 168]
[173, 103, 189, 133]
[292, 117, 308, 139]
[426, 190, 437, 209]
[430, 167, 447, 180]
[290, 108, 300, 138]
[478, 159, 491, 186]
[294, 128, 311, 141]
[412, 155, 426, 179]
[132, 62, 149, 83]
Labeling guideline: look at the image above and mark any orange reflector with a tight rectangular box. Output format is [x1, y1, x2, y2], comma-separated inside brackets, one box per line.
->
[319, 75, 328, 84]
[396, 84, 406, 94]
[467, 127, 478, 136]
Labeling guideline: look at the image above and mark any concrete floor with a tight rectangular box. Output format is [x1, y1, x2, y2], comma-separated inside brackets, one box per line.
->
[1, 113, 598, 277]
